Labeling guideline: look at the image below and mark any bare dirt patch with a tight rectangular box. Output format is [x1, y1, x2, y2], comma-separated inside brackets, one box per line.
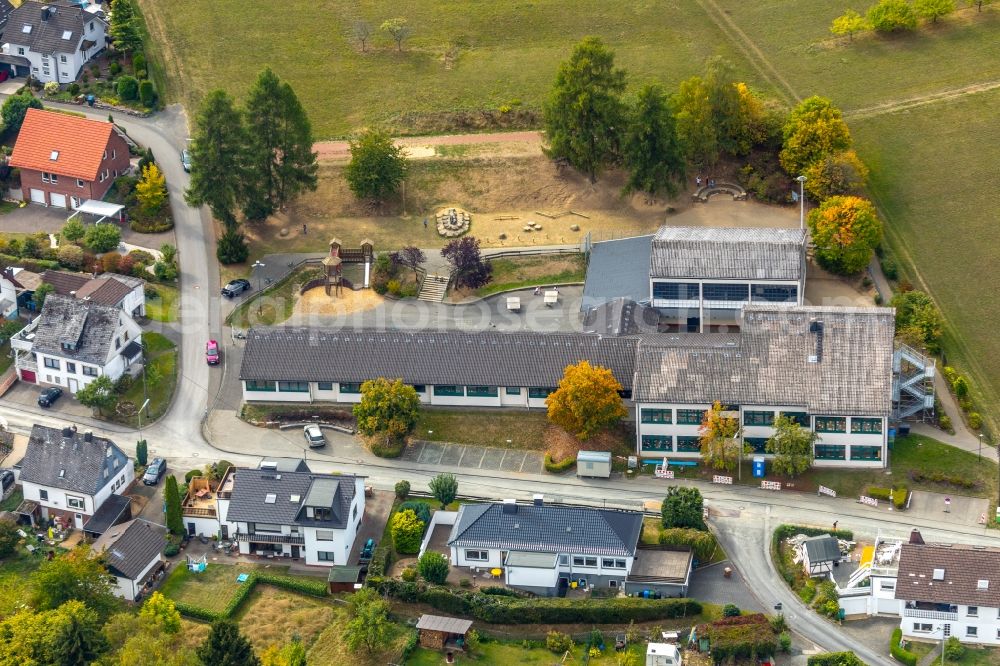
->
[291, 287, 385, 319]
[544, 425, 635, 464]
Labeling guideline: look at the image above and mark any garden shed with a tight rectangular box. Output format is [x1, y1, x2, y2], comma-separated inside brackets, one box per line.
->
[801, 535, 842, 576]
[416, 614, 473, 650]
[326, 565, 364, 593]
[576, 450, 612, 478]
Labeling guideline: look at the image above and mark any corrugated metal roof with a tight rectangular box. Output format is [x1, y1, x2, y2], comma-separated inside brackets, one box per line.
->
[650, 226, 806, 280]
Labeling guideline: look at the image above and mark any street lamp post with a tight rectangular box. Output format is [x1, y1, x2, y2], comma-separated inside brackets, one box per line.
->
[979, 433, 984, 462]
[137, 398, 150, 441]
[796, 175, 807, 230]
[251, 260, 265, 316]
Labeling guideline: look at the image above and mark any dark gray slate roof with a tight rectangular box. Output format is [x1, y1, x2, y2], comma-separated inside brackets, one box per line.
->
[240, 327, 638, 389]
[1, 0, 104, 54]
[650, 226, 806, 280]
[0, 0, 16, 30]
[31, 294, 125, 365]
[803, 535, 841, 564]
[258, 459, 311, 473]
[96, 519, 166, 580]
[582, 298, 661, 336]
[225, 468, 359, 528]
[82, 492, 131, 535]
[633, 305, 895, 416]
[448, 502, 643, 558]
[20, 425, 129, 495]
[582, 235, 653, 309]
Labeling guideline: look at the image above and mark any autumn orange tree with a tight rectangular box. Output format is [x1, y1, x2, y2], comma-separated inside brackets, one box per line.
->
[807, 195, 882, 275]
[546, 361, 627, 440]
[779, 96, 853, 177]
[699, 401, 746, 473]
[803, 149, 868, 201]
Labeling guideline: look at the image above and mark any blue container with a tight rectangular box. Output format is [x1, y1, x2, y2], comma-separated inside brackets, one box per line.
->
[752, 456, 766, 478]
[86, 95, 95, 107]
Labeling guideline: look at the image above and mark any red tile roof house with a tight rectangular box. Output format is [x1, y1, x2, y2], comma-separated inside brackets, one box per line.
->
[9, 107, 130, 210]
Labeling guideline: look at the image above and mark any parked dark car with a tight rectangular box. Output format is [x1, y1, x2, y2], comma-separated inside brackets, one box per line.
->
[37, 387, 63, 408]
[143, 458, 166, 485]
[359, 538, 376, 563]
[220, 279, 251, 298]
[0, 469, 14, 494]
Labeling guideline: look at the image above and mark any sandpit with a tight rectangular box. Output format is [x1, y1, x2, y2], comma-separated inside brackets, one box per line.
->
[293, 287, 384, 317]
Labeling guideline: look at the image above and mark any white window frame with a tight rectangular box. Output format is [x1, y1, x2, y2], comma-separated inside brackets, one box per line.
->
[67, 496, 85, 510]
[76, 178, 84, 188]
[317, 551, 336, 562]
[39, 489, 49, 501]
[967, 606, 978, 617]
[315, 530, 334, 541]
[465, 549, 488, 561]
[573, 556, 598, 567]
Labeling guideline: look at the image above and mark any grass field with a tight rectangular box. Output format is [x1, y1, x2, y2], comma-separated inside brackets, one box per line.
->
[114, 332, 178, 427]
[145, 284, 179, 323]
[137, 0, 755, 137]
[414, 408, 550, 449]
[851, 88, 1000, 436]
[463, 254, 586, 298]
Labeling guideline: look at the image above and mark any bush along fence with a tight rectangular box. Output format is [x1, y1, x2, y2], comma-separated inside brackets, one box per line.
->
[771, 524, 854, 590]
[170, 571, 328, 622]
[367, 577, 701, 624]
[890, 627, 918, 666]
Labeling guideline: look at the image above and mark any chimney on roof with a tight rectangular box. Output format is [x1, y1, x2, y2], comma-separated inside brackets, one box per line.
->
[502, 499, 517, 514]
[84, 431, 93, 442]
[41, 6, 50, 20]
[533, 494, 544, 507]
[61, 426, 73, 437]
[909, 528, 925, 545]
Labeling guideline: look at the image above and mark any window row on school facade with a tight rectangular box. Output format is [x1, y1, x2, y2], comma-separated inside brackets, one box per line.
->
[639, 408, 882, 434]
[639, 435, 882, 461]
[651, 281, 798, 304]
[244, 381, 558, 399]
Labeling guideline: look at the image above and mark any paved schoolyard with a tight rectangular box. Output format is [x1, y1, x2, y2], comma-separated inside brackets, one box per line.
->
[402, 439, 544, 475]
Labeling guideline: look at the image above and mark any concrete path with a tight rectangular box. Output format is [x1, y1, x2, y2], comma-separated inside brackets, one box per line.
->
[314, 130, 543, 162]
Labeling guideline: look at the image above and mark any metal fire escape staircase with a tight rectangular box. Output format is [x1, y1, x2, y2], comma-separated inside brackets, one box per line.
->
[892, 343, 935, 420]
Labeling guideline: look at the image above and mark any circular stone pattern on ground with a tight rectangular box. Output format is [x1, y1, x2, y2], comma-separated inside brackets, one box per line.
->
[436, 206, 471, 237]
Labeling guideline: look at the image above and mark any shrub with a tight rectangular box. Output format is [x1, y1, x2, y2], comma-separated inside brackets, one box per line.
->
[366, 540, 392, 578]
[394, 480, 410, 500]
[968, 412, 982, 429]
[769, 614, 787, 633]
[799, 579, 817, 603]
[109, 61, 122, 76]
[544, 452, 576, 473]
[85, 223, 122, 253]
[386, 279, 401, 296]
[139, 80, 156, 107]
[390, 509, 425, 554]
[880, 255, 898, 280]
[101, 251, 122, 273]
[480, 586, 520, 597]
[43, 81, 59, 95]
[397, 501, 431, 526]
[939, 414, 953, 431]
[68, 83, 81, 96]
[909, 469, 977, 489]
[944, 636, 965, 660]
[890, 628, 918, 666]
[779, 632, 792, 653]
[807, 653, 865, 666]
[132, 53, 146, 75]
[658, 528, 718, 562]
[417, 551, 450, 584]
[723, 603, 741, 617]
[184, 469, 203, 483]
[57, 244, 84, 270]
[702, 614, 777, 662]
[163, 543, 179, 557]
[400, 566, 418, 582]
[117, 75, 139, 101]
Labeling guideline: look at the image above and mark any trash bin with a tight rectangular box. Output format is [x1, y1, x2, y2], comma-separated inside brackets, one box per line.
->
[752, 456, 766, 478]
[86, 94, 95, 107]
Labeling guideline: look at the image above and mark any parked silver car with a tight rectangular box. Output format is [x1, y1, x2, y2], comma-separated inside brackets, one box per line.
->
[303, 424, 326, 448]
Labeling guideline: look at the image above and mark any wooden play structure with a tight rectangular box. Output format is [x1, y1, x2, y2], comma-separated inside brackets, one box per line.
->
[325, 238, 374, 293]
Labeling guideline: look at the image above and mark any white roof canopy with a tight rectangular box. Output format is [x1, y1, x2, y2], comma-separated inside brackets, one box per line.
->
[67, 200, 125, 225]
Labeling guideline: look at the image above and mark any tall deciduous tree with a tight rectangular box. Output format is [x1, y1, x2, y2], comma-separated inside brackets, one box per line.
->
[50, 600, 110, 665]
[197, 620, 260, 666]
[699, 401, 745, 473]
[622, 84, 685, 198]
[779, 96, 853, 177]
[108, 0, 142, 56]
[429, 473, 458, 507]
[546, 361, 627, 439]
[138, 592, 181, 634]
[673, 75, 717, 168]
[1, 92, 43, 135]
[807, 195, 882, 275]
[703, 57, 743, 156]
[185, 90, 244, 230]
[30, 546, 118, 619]
[831, 9, 867, 41]
[397, 246, 425, 279]
[164, 475, 184, 536]
[441, 236, 492, 290]
[543, 36, 626, 183]
[135, 163, 167, 214]
[344, 588, 391, 654]
[242, 68, 318, 220]
[802, 150, 868, 200]
[867, 0, 919, 32]
[915, 0, 956, 22]
[352, 20, 373, 52]
[891, 290, 943, 352]
[344, 129, 407, 204]
[353, 378, 420, 441]
[765, 416, 817, 477]
[660, 486, 706, 530]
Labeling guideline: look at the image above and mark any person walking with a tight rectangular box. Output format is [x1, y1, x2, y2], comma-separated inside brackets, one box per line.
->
[423, 217, 428, 230]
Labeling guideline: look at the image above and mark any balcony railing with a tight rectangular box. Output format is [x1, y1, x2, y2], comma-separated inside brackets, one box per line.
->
[903, 608, 957, 620]
[182, 506, 217, 518]
[236, 532, 304, 545]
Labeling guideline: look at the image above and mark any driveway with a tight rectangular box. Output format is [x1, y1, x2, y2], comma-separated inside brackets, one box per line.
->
[3, 381, 98, 421]
[688, 560, 764, 612]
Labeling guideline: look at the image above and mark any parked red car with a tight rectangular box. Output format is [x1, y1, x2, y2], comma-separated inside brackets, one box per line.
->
[205, 340, 220, 365]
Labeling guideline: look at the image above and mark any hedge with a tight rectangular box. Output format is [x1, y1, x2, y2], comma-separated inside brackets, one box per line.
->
[366, 539, 393, 578]
[866, 485, 908, 509]
[544, 453, 576, 473]
[702, 614, 777, 662]
[169, 570, 328, 621]
[890, 628, 918, 666]
[368, 578, 701, 624]
[0, 253, 59, 272]
[806, 652, 866, 666]
[658, 528, 718, 562]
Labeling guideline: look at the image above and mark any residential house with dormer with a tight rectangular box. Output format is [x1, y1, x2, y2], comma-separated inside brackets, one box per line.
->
[0, 0, 106, 82]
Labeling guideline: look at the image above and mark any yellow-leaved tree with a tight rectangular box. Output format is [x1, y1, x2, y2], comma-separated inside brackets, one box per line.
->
[546, 360, 627, 440]
[807, 195, 882, 275]
[699, 401, 746, 473]
[135, 163, 167, 214]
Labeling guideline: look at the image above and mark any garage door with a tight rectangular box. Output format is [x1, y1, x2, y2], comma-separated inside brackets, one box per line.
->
[29, 189, 45, 204]
[49, 192, 67, 208]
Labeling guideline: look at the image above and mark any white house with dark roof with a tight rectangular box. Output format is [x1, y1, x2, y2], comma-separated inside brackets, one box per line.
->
[215, 466, 366, 567]
[0, 0, 106, 82]
[239, 328, 637, 408]
[633, 305, 895, 468]
[90, 518, 167, 601]
[41, 269, 145, 318]
[11, 293, 142, 392]
[895, 541, 1000, 645]
[18, 424, 133, 530]
[445, 497, 645, 596]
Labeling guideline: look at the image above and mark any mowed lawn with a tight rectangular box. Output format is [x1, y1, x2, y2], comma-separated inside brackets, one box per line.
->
[137, 0, 754, 137]
[709, 0, 1000, 111]
[852, 88, 1000, 433]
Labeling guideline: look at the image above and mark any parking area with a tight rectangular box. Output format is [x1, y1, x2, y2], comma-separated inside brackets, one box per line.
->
[2, 380, 97, 421]
[0, 202, 175, 248]
[347, 485, 393, 565]
[402, 439, 544, 474]
[688, 561, 765, 612]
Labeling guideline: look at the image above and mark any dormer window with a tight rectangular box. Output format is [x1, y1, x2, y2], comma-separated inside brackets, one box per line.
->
[22, 24, 31, 33]
[61, 30, 72, 39]
[314, 507, 332, 521]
